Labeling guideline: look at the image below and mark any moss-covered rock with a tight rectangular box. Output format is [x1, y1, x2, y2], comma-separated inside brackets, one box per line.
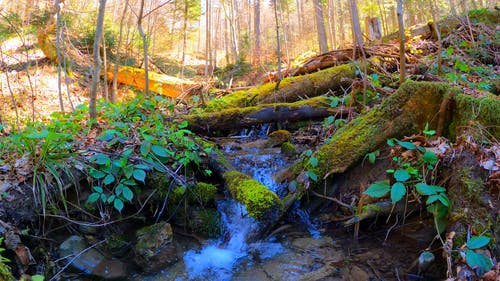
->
[281, 141, 297, 157]
[449, 94, 500, 139]
[188, 207, 221, 238]
[188, 182, 218, 206]
[265, 130, 292, 147]
[222, 171, 283, 221]
[134, 222, 178, 272]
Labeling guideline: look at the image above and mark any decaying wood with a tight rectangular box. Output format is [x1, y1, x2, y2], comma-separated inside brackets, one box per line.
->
[186, 97, 356, 134]
[105, 64, 199, 98]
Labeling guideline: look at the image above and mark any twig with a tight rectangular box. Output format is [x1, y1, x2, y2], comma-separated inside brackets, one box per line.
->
[310, 190, 353, 210]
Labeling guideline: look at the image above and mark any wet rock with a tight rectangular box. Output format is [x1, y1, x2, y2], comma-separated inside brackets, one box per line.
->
[58, 235, 126, 279]
[281, 141, 297, 157]
[133, 221, 178, 273]
[265, 130, 292, 147]
[291, 236, 334, 251]
[188, 207, 221, 238]
[344, 265, 370, 281]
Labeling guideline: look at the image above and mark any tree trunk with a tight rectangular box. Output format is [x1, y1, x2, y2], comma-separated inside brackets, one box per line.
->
[205, 0, 212, 76]
[180, 0, 189, 79]
[89, 0, 107, 120]
[313, 0, 329, 54]
[327, 0, 337, 50]
[112, 0, 129, 103]
[273, 0, 283, 89]
[137, 0, 150, 96]
[429, 0, 442, 74]
[253, 0, 261, 65]
[186, 97, 355, 134]
[397, 0, 406, 84]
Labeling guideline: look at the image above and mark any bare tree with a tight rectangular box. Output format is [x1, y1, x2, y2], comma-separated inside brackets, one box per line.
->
[137, 0, 150, 95]
[253, 0, 261, 65]
[429, 0, 442, 74]
[348, 0, 367, 104]
[89, 0, 107, 120]
[112, 0, 129, 103]
[273, 0, 282, 90]
[313, 0, 329, 53]
[397, 0, 406, 84]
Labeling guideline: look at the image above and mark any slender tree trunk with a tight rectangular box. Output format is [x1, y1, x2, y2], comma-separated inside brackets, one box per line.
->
[397, 0, 406, 84]
[273, 0, 282, 90]
[180, 0, 188, 78]
[377, 0, 388, 36]
[55, 0, 64, 111]
[137, 0, 149, 95]
[89, 0, 106, 120]
[348, 0, 367, 104]
[253, 0, 261, 65]
[314, 0, 329, 53]
[429, 0, 442, 74]
[338, 0, 345, 47]
[327, 0, 337, 50]
[112, 0, 129, 103]
[205, 0, 211, 76]
[102, 30, 109, 100]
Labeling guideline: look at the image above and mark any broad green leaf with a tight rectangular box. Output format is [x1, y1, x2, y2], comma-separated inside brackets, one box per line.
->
[100, 193, 107, 202]
[368, 152, 376, 164]
[89, 169, 106, 179]
[467, 236, 490, 249]
[391, 182, 406, 203]
[364, 181, 390, 198]
[178, 120, 189, 129]
[32, 275, 45, 281]
[122, 148, 133, 158]
[107, 194, 115, 204]
[386, 139, 395, 147]
[87, 193, 100, 203]
[103, 174, 115, 185]
[308, 157, 318, 167]
[92, 186, 103, 193]
[396, 140, 417, 150]
[123, 165, 134, 179]
[133, 169, 146, 182]
[115, 184, 124, 196]
[306, 171, 318, 182]
[94, 154, 110, 165]
[135, 164, 151, 170]
[427, 202, 448, 234]
[26, 130, 49, 139]
[140, 142, 151, 156]
[416, 183, 437, 195]
[152, 145, 172, 158]
[465, 250, 493, 275]
[394, 170, 410, 182]
[423, 151, 438, 165]
[114, 198, 124, 213]
[426, 194, 441, 205]
[305, 149, 313, 157]
[438, 193, 450, 207]
[122, 186, 134, 201]
[325, 116, 335, 125]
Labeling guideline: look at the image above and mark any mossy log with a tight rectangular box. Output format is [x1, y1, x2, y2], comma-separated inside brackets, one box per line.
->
[186, 96, 355, 134]
[285, 80, 499, 191]
[106, 65, 197, 98]
[203, 64, 356, 112]
[36, 2, 64, 62]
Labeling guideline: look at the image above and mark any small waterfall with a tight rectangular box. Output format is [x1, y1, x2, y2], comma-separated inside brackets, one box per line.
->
[183, 201, 283, 280]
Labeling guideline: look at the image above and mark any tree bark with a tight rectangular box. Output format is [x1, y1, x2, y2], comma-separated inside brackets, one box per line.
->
[313, 0, 329, 54]
[137, 0, 150, 96]
[253, 0, 261, 65]
[89, 0, 107, 120]
[397, 0, 406, 84]
[112, 0, 129, 103]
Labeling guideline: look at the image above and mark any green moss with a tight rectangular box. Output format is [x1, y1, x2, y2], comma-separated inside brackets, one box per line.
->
[135, 222, 173, 258]
[202, 64, 355, 112]
[468, 8, 500, 24]
[449, 94, 500, 139]
[292, 80, 456, 187]
[265, 130, 292, 147]
[189, 182, 218, 205]
[281, 142, 297, 157]
[188, 207, 221, 238]
[222, 171, 283, 221]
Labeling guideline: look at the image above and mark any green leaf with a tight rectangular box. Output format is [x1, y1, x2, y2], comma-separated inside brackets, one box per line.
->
[426, 194, 440, 205]
[122, 186, 134, 201]
[140, 142, 151, 156]
[467, 236, 490, 249]
[89, 169, 106, 179]
[94, 154, 110, 165]
[103, 174, 115, 185]
[115, 184, 124, 196]
[87, 193, 100, 204]
[465, 250, 493, 275]
[26, 130, 49, 139]
[396, 140, 417, 150]
[308, 157, 318, 167]
[306, 171, 318, 182]
[416, 183, 442, 195]
[386, 139, 395, 147]
[391, 182, 406, 203]
[305, 149, 313, 157]
[92, 186, 103, 193]
[135, 164, 151, 170]
[152, 145, 173, 158]
[32, 275, 45, 281]
[394, 169, 411, 182]
[423, 151, 438, 165]
[364, 181, 390, 198]
[133, 169, 146, 182]
[122, 148, 133, 158]
[107, 194, 115, 204]
[114, 198, 124, 213]
[325, 116, 335, 125]
[178, 120, 189, 129]
[438, 193, 450, 207]
[123, 165, 134, 179]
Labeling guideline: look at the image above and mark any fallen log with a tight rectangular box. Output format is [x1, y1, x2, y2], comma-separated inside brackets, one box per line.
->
[203, 63, 356, 112]
[186, 96, 356, 134]
[105, 64, 198, 98]
[280, 80, 500, 193]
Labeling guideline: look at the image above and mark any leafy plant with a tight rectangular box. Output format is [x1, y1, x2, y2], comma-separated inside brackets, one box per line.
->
[363, 135, 450, 233]
[461, 235, 493, 275]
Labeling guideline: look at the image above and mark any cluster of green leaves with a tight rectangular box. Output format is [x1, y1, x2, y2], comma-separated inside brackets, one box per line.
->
[462, 235, 493, 275]
[364, 128, 450, 233]
[303, 149, 319, 182]
[323, 95, 350, 127]
[86, 95, 212, 213]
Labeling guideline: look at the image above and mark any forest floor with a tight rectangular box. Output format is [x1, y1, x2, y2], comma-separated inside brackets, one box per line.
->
[0, 7, 498, 281]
